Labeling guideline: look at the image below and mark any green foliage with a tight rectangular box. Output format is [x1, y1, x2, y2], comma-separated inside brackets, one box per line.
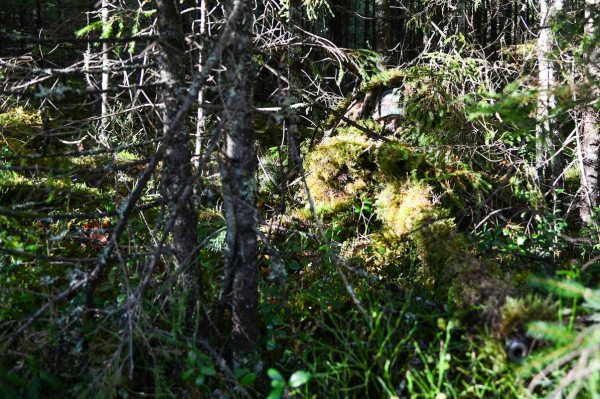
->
[356, 66, 473, 146]
[295, 301, 415, 397]
[406, 324, 526, 398]
[74, 6, 155, 53]
[518, 278, 600, 398]
[267, 368, 311, 399]
[279, 0, 333, 21]
[474, 211, 568, 270]
[501, 295, 558, 337]
[75, 21, 104, 38]
[466, 80, 538, 146]
[182, 349, 217, 387]
[338, 49, 385, 83]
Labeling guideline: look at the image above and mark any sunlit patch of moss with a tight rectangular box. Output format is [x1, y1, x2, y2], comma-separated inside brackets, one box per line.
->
[301, 100, 524, 332]
[372, 177, 513, 323]
[362, 68, 406, 92]
[0, 106, 42, 129]
[340, 232, 409, 275]
[116, 151, 138, 161]
[373, 141, 430, 183]
[564, 165, 580, 192]
[304, 130, 375, 217]
[0, 169, 29, 186]
[0, 106, 44, 152]
[323, 96, 354, 129]
[475, 336, 510, 372]
[0, 172, 107, 207]
[413, 218, 457, 276]
[500, 294, 558, 336]
[375, 182, 437, 237]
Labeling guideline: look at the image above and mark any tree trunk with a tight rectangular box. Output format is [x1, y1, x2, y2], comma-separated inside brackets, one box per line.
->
[287, 0, 303, 175]
[222, 0, 260, 371]
[194, 0, 208, 173]
[457, 0, 466, 38]
[155, 0, 201, 320]
[580, 0, 600, 224]
[536, 0, 563, 201]
[375, 0, 391, 58]
[101, 0, 110, 139]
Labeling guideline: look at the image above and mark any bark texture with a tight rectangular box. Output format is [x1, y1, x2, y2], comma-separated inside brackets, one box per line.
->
[581, 0, 600, 224]
[101, 0, 110, 135]
[194, 0, 208, 173]
[375, 0, 391, 55]
[287, 0, 303, 174]
[156, 0, 201, 311]
[222, 0, 261, 370]
[536, 0, 563, 201]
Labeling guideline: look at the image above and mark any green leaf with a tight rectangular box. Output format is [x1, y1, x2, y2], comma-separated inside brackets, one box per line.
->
[235, 368, 250, 379]
[287, 262, 300, 271]
[187, 350, 198, 366]
[182, 369, 194, 381]
[266, 338, 277, 350]
[241, 373, 257, 386]
[267, 386, 284, 399]
[268, 368, 284, 384]
[200, 366, 216, 376]
[289, 371, 310, 388]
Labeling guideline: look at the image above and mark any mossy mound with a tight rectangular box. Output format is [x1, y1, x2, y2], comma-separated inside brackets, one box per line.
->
[500, 294, 558, 337]
[303, 130, 373, 216]
[375, 182, 438, 237]
[301, 123, 519, 333]
[302, 128, 434, 218]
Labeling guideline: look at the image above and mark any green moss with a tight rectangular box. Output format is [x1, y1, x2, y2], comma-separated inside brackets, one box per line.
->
[375, 181, 437, 237]
[116, 151, 138, 161]
[373, 141, 432, 183]
[0, 106, 43, 129]
[0, 171, 108, 207]
[500, 294, 558, 336]
[340, 232, 409, 276]
[326, 96, 354, 126]
[447, 257, 513, 327]
[0, 106, 44, 153]
[361, 68, 406, 92]
[564, 165, 580, 192]
[300, 86, 526, 330]
[304, 130, 375, 217]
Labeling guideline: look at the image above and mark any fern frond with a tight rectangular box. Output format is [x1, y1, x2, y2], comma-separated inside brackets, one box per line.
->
[527, 321, 576, 345]
[529, 277, 590, 299]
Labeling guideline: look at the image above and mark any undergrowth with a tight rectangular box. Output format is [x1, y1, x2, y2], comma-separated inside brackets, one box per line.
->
[1, 62, 600, 399]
